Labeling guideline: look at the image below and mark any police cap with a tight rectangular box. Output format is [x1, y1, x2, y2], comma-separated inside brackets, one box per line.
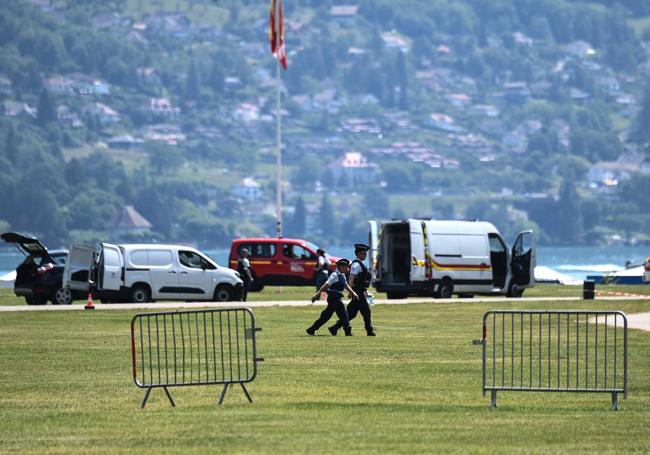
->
[354, 243, 370, 253]
[336, 258, 351, 267]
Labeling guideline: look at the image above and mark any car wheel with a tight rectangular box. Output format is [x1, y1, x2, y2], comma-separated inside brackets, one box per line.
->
[52, 287, 73, 305]
[25, 296, 47, 305]
[435, 279, 453, 299]
[130, 285, 151, 303]
[249, 281, 264, 292]
[213, 284, 234, 302]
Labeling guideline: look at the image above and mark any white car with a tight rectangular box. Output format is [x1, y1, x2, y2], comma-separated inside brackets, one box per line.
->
[64, 243, 243, 303]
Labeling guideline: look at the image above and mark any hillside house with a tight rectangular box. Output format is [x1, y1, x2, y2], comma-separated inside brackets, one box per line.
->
[232, 178, 263, 201]
[565, 40, 596, 58]
[502, 82, 531, 105]
[107, 134, 143, 149]
[233, 103, 260, 123]
[330, 5, 358, 25]
[429, 113, 462, 132]
[68, 74, 110, 95]
[44, 78, 74, 95]
[142, 124, 185, 144]
[381, 31, 410, 53]
[588, 162, 637, 186]
[327, 152, 380, 190]
[56, 105, 83, 128]
[113, 205, 153, 237]
[0, 77, 12, 95]
[83, 102, 120, 124]
[150, 98, 180, 117]
[446, 93, 471, 107]
[2, 101, 37, 119]
[501, 130, 528, 154]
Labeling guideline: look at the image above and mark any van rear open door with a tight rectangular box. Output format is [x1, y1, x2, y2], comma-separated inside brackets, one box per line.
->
[368, 221, 378, 281]
[64, 244, 95, 291]
[409, 219, 426, 283]
[511, 230, 536, 289]
[99, 243, 123, 291]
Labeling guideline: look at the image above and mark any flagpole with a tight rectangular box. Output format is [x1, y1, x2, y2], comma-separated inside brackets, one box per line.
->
[274, 0, 282, 238]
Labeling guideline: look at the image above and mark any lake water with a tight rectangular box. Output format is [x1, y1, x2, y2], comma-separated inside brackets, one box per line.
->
[1, 245, 647, 281]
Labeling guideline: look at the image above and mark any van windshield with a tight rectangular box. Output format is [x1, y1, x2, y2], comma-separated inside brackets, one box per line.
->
[304, 242, 319, 253]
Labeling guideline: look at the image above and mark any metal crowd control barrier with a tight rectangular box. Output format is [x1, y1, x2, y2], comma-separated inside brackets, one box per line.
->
[130, 308, 263, 408]
[475, 310, 627, 410]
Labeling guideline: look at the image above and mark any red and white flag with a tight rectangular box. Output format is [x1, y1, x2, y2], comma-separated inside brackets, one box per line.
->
[269, 0, 287, 70]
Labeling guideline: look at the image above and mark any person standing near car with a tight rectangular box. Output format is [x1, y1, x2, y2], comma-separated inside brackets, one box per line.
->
[329, 243, 376, 336]
[314, 248, 329, 292]
[306, 258, 357, 336]
[237, 248, 254, 302]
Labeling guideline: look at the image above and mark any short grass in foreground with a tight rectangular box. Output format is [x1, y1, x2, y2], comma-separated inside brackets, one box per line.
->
[1, 283, 649, 306]
[1, 299, 650, 454]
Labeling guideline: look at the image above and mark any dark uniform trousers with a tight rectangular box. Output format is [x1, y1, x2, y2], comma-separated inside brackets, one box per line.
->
[308, 292, 351, 334]
[331, 288, 373, 333]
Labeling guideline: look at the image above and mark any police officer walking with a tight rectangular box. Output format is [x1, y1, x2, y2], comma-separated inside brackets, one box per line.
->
[329, 243, 376, 336]
[314, 248, 329, 291]
[306, 258, 357, 336]
[237, 248, 254, 302]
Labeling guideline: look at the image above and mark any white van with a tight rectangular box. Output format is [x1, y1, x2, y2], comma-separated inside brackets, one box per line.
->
[369, 219, 535, 299]
[63, 243, 243, 303]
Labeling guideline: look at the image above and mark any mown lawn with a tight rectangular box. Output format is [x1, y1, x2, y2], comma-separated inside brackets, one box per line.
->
[1, 297, 649, 454]
[3, 283, 650, 306]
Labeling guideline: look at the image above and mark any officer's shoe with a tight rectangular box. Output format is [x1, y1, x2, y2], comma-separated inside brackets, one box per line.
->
[306, 327, 316, 336]
[344, 327, 353, 336]
[328, 325, 338, 336]
[366, 329, 376, 337]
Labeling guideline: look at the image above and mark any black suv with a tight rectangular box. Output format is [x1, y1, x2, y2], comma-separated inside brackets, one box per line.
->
[1, 232, 81, 305]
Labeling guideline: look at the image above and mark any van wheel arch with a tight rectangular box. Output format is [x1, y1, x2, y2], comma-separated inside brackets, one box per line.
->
[435, 277, 453, 299]
[213, 284, 235, 302]
[130, 283, 152, 303]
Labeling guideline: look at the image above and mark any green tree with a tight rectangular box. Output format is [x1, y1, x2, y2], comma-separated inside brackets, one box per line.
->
[185, 60, 202, 101]
[634, 79, 650, 143]
[3, 126, 18, 165]
[319, 193, 337, 239]
[37, 89, 56, 126]
[287, 196, 306, 237]
[146, 142, 184, 174]
[555, 177, 583, 244]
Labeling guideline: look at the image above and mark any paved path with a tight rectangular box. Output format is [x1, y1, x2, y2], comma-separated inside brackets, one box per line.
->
[1, 295, 649, 312]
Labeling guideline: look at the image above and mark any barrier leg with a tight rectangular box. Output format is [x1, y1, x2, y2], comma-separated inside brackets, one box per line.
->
[163, 386, 176, 407]
[240, 383, 253, 403]
[490, 390, 497, 409]
[141, 387, 153, 409]
[611, 392, 619, 411]
[218, 383, 230, 405]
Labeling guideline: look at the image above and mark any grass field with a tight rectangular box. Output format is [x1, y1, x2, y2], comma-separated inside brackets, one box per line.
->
[3, 283, 650, 306]
[1, 285, 650, 453]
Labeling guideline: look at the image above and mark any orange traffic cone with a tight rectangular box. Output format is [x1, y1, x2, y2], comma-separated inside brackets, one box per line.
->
[85, 292, 95, 310]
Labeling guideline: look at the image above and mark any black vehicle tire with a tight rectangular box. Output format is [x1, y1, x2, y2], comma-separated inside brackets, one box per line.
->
[52, 287, 73, 305]
[129, 284, 151, 303]
[507, 282, 524, 298]
[435, 279, 453, 299]
[249, 282, 264, 292]
[248, 273, 264, 292]
[386, 292, 407, 300]
[213, 284, 234, 302]
[25, 296, 47, 305]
